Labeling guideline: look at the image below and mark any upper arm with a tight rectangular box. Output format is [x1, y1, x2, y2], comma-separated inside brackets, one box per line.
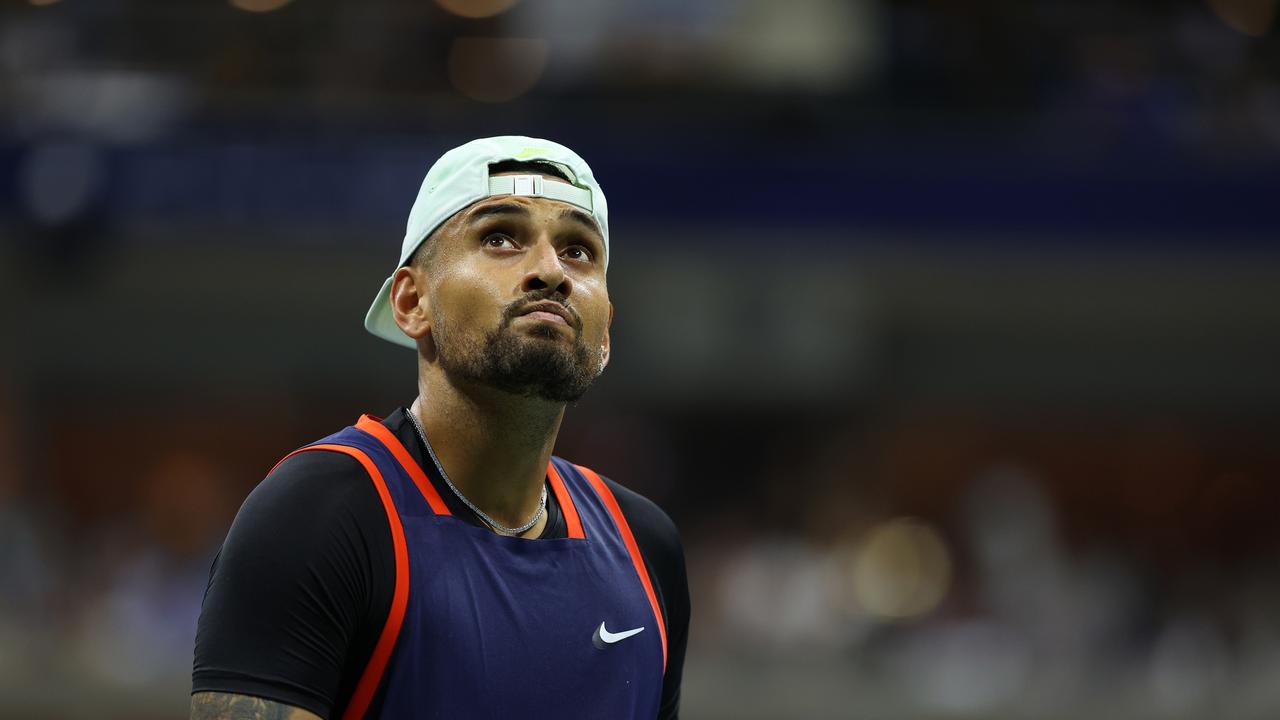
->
[191, 691, 324, 720]
[192, 450, 396, 718]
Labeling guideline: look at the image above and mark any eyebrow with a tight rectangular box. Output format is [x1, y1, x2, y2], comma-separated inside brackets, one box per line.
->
[467, 201, 530, 223]
[559, 207, 604, 240]
[466, 201, 605, 245]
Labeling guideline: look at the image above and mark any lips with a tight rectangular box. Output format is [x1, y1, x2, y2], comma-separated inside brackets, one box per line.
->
[517, 300, 575, 327]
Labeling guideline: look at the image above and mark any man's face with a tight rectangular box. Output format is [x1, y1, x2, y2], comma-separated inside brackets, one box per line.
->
[414, 173, 611, 402]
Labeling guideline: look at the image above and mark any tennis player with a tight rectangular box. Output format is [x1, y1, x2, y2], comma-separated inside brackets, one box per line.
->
[191, 137, 689, 719]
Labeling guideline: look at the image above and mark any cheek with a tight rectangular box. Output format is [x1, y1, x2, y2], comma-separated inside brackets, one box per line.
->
[432, 267, 510, 333]
[577, 293, 611, 346]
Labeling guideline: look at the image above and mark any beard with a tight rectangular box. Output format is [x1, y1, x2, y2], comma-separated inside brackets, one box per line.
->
[433, 294, 604, 403]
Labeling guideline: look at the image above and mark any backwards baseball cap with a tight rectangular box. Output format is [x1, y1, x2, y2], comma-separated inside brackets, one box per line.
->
[364, 135, 610, 349]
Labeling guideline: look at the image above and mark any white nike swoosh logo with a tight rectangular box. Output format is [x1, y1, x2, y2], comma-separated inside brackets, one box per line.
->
[593, 621, 645, 647]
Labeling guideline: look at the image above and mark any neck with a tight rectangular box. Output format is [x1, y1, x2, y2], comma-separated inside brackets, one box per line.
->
[413, 368, 565, 535]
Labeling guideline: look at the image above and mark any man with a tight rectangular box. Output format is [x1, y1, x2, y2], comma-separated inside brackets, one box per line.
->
[191, 136, 689, 719]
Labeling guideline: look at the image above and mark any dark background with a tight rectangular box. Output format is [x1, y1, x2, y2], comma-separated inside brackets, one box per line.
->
[2, 1, 1279, 718]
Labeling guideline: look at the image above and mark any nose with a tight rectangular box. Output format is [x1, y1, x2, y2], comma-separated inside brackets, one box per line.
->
[519, 238, 573, 297]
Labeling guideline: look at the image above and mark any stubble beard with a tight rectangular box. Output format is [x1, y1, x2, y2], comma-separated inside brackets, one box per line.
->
[433, 304, 603, 403]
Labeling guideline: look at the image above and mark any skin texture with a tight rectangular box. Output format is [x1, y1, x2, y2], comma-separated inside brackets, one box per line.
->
[190, 692, 322, 720]
[390, 171, 613, 537]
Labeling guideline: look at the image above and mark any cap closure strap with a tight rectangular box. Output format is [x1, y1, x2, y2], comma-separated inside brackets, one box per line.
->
[487, 175, 594, 213]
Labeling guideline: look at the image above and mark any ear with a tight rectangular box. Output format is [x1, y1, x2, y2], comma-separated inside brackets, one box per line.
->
[599, 302, 613, 371]
[390, 265, 432, 341]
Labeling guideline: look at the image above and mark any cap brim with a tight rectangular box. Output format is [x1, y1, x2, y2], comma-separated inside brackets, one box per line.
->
[364, 276, 418, 349]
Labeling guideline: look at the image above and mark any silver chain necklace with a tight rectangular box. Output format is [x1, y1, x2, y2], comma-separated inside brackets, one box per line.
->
[404, 404, 547, 536]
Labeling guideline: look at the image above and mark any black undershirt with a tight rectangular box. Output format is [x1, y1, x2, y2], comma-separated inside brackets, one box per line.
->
[192, 408, 689, 719]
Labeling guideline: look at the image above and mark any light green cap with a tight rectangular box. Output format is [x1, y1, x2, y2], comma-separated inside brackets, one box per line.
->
[364, 135, 610, 349]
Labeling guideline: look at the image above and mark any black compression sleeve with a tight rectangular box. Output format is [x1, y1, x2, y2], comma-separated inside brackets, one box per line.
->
[604, 477, 691, 720]
[192, 450, 395, 717]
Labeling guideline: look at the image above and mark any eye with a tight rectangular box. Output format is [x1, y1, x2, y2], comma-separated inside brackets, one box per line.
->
[483, 233, 517, 249]
[561, 245, 593, 262]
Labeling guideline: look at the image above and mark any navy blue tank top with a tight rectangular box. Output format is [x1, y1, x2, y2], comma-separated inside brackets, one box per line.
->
[279, 415, 667, 719]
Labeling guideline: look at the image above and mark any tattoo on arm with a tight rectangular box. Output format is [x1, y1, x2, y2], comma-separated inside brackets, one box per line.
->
[190, 692, 323, 720]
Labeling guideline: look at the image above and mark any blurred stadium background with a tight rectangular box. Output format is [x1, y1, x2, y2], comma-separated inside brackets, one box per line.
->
[3, 0, 1280, 718]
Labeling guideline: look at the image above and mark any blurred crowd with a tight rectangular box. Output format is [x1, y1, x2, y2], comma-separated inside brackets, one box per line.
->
[678, 412, 1280, 717]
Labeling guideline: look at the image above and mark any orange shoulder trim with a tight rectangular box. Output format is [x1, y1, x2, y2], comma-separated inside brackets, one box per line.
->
[575, 464, 668, 673]
[267, 442, 410, 720]
[356, 414, 451, 516]
[547, 462, 586, 539]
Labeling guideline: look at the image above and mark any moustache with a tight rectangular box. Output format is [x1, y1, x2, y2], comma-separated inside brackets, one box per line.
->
[503, 291, 583, 331]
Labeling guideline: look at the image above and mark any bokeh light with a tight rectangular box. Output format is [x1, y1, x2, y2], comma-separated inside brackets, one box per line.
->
[18, 141, 103, 226]
[1206, 0, 1278, 36]
[448, 37, 548, 103]
[436, 0, 521, 20]
[850, 518, 952, 620]
[228, 0, 293, 13]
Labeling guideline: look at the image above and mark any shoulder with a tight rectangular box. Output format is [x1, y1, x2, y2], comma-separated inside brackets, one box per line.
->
[195, 443, 396, 717]
[238, 447, 382, 528]
[567, 461, 684, 568]
[220, 445, 391, 568]
[601, 475, 683, 558]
